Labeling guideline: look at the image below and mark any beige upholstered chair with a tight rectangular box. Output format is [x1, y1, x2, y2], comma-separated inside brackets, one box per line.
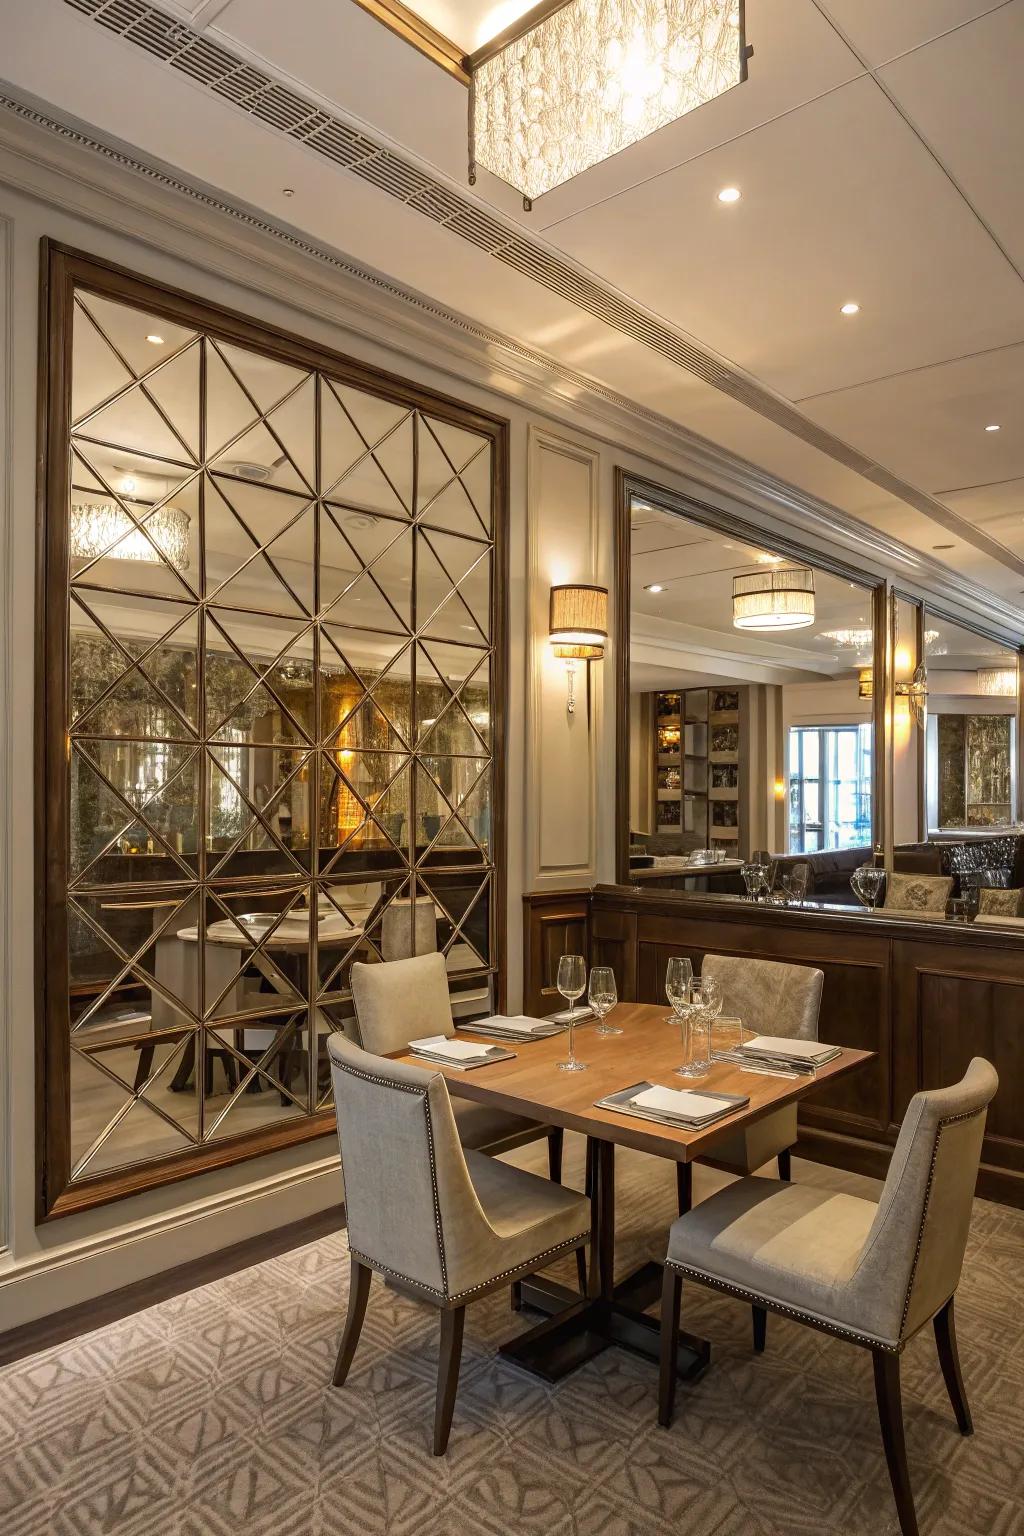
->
[677, 954, 823, 1210]
[351, 953, 567, 1175]
[884, 872, 953, 913]
[327, 1036, 590, 1453]
[659, 1058, 998, 1536]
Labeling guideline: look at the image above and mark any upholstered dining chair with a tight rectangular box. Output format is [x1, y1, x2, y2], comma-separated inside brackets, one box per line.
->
[883, 872, 954, 914]
[327, 1035, 591, 1453]
[351, 953, 568, 1176]
[658, 1058, 998, 1536]
[676, 954, 823, 1212]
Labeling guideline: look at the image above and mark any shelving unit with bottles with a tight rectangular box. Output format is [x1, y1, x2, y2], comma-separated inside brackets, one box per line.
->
[650, 686, 745, 850]
[707, 688, 742, 851]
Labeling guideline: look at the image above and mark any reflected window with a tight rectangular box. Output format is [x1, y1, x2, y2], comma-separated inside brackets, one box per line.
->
[41, 252, 504, 1208]
[788, 725, 872, 853]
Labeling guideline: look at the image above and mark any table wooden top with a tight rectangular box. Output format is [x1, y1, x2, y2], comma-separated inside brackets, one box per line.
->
[392, 1002, 872, 1164]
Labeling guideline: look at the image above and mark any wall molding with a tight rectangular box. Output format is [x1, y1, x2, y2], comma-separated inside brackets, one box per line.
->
[0, 92, 1021, 645]
[0, 213, 11, 1257]
[527, 425, 601, 887]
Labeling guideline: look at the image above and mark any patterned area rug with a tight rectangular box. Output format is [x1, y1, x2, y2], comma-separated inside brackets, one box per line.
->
[2, 1140, 1022, 1536]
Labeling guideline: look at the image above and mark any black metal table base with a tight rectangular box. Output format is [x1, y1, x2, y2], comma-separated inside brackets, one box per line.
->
[497, 1142, 711, 1385]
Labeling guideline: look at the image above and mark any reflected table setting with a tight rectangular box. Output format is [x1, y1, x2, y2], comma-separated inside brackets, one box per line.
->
[395, 1003, 871, 1383]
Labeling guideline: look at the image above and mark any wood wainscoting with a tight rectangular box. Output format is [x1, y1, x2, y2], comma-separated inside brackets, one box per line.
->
[523, 886, 1024, 1208]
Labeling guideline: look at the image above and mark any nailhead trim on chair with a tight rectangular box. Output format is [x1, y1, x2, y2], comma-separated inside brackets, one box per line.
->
[899, 1106, 985, 1337]
[663, 1260, 902, 1353]
[351, 1232, 590, 1303]
[331, 1053, 586, 1304]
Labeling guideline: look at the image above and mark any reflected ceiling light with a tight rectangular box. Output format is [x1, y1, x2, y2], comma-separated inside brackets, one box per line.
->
[646, 583, 665, 593]
[755, 551, 783, 564]
[732, 567, 814, 631]
[549, 583, 608, 715]
[977, 667, 1016, 696]
[839, 302, 860, 316]
[718, 186, 741, 203]
[145, 333, 164, 345]
[469, 0, 750, 207]
[820, 627, 872, 649]
[70, 500, 191, 570]
[985, 423, 1001, 432]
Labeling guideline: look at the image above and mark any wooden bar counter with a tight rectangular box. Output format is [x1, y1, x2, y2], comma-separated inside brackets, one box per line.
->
[523, 885, 1024, 1209]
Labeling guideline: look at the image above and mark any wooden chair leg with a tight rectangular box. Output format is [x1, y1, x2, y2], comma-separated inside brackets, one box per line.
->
[133, 1043, 155, 1092]
[872, 1349, 920, 1536]
[752, 1305, 767, 1353]
[658, 1264, 683, 1428]
[676, 1161, 693, 1216]
[777, 1148, 792, 1181]
[332, 1258, 372, 1386]
[547, 1127, 564, 1183]
[434, 1306, 465, 1455]
[510, 1280, 522, 1311]
[933, 1297, 972, 1435]
[575, 1244, 588, 1295]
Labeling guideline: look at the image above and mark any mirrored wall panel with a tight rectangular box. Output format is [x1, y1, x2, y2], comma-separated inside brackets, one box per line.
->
[41, 248, 506, 1212]
[924, 616, 1020, 833]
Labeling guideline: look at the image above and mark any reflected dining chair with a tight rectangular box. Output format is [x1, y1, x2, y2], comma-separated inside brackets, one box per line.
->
[676, 954, 823, 1212]
[658, 1058, 998, 1536]
[327, 1036, 591, 1453]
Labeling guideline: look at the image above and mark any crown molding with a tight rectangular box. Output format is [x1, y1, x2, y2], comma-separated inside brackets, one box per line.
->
[0, 89, 1021, 643]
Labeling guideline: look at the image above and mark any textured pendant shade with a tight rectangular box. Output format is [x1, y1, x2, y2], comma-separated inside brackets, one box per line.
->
[470, 0, 748, 204]
[71, 500, 191, 571]
[549, 584, 608, 659]
[732, 568, 815, 631]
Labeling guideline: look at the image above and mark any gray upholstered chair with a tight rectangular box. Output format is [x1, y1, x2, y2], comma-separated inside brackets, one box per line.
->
[884, 872, 953, 913]
[327, 1036, 590, 1453]
[677, 954, 823, 1211]
[351, 953, 567, 1176]
[659, 1058, 998, 1536]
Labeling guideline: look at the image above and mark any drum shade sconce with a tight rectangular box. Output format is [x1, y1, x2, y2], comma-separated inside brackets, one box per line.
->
[549, 584, 608, 715]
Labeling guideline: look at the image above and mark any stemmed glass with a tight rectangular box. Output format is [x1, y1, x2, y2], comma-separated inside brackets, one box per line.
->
[675, 979, 713, 1080]
[556, 954, 587, 1072]
[665, 956, 692, 1026]
[589, 965, 620, 1035]
[741, 863, 766, 902]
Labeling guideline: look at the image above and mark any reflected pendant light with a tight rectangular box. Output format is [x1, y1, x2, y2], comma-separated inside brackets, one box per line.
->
[468, 0, 751, 208]
[732, 568, 815, 631]
[70, 500, 191, 571]
[977, 667, 1017, 697]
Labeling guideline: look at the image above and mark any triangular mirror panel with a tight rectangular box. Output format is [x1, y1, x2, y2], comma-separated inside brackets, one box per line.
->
[328, 380, 408, 451]
[205, 476, 313, 617]
[76, 382, 198, 467]
[143, 341, 202, 460]
[76, 293, 199, 381]
[69, 453, 199, 602]
[415, 536, 486, 644]
[458, 442, 493, 533]
[263, 375, 316, 491]
[72, 299, 134, 425]
[72, 600, 200, 738]
[321, 385, 374, 496]
[326, 447, 409, 519]
[205, 610, 314, 745]
[422, 416, 489, 477]
[209, 420, 311, 497]
[69, 746, 198, 884]
[78, 1091, 195, 1178]
[75, 740, 202, 863]
[205, 340, 261, 456]
[214, 340, 310, 416]
[417, 471, 486, 540]
[206, 745, 311, 877]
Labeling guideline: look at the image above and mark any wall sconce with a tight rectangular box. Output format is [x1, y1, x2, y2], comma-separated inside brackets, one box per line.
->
[860, 663, 928, 726]
[549, 583, 608, 715]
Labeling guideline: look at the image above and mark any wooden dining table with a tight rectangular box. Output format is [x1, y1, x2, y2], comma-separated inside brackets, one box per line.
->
[393, 1002, 872, 1384]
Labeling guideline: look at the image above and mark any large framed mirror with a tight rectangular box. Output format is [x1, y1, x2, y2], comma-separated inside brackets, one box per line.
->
[616, 472, 886, 904]
[37, 244, 508, 1217]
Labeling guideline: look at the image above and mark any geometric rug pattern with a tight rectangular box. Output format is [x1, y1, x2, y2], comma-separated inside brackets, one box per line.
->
[3, 1141, 1023, 1536]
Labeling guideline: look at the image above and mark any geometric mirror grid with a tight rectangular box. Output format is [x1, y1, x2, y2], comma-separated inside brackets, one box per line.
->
[39, 246, 507, 1216]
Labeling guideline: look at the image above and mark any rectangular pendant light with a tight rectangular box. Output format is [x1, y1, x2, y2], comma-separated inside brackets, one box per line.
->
[469, 0, 749, 205]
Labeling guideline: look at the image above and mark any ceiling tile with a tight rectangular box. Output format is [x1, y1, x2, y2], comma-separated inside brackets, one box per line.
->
[799, 344, 1024, 491]
[548, 74, 1024, 400]
[814, 0, 1006, 68]
[878, 2, 1024, 271]
[940, 477, 1024, 532]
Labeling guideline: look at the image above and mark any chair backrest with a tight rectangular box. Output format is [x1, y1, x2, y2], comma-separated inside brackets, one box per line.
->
[350, 951, 454, 1055]
[701, 953, 823, 1041]
[852, 1058, 997, 1343]
[327, 1035, 494, 1298]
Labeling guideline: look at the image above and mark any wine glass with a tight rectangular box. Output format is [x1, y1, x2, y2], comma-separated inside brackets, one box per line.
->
[675, 979, 713, 1080]
[556, 954, 587, 1072]
[665, 956, 692, 1026]
[698, 973, 729, 1060]
[741, 863, 764, 902]
[588, 965, 620, 1036]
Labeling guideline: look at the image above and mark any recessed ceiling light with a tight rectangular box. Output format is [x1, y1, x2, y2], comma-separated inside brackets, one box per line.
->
[282, 187, 295, 197]
[647, 584, 665, 593]
[717, 186, 741, 204]
[840, 302, 860, 316]
[985, 423, 1000, 432]
[146, 334, 164, 345]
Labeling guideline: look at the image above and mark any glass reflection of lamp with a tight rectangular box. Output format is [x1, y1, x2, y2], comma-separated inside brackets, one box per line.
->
[549, 584, 608, 716]
[70, 498, 190, 570]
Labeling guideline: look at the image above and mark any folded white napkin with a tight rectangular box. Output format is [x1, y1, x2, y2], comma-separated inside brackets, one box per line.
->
[632, 1086, 726, 1120]
[742, 1035, 836, 1061]
[473, 1014, 553, 1035]
[409, 1035, 495, 1060]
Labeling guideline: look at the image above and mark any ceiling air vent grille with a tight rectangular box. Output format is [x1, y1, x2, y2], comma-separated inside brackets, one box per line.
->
[53, 0, 1024, 564]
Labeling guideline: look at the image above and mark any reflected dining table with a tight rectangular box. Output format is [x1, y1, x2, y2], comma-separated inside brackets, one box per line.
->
[394, 1002, 872, 1384]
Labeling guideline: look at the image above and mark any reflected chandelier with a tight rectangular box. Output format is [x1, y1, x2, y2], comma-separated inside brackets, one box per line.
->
[70, 500, 191, 571]
[469, 0, 750, 207]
